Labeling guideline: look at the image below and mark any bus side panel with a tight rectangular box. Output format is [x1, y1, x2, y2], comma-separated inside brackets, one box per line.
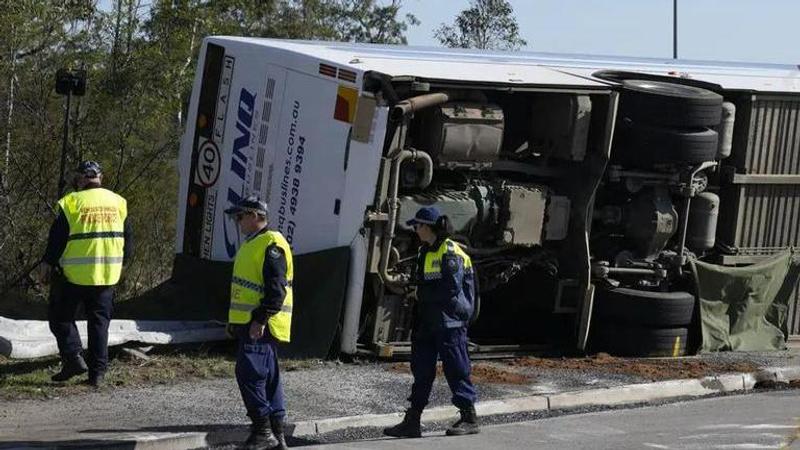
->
[176, 40, 226, 258]
[263, 69, 352, 254]
[336, 105, 388, 246]
[178, 40, 349, 260]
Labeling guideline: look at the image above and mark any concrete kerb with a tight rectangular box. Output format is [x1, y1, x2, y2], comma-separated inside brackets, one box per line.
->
[11, 366, 800, 449]
[0, 431, 209, 450]
[309, 396, 551, 435]
[261, 367, 800, 442]
[547, 374, 746, 410]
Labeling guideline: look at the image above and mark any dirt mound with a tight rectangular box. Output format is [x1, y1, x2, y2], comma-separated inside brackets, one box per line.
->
[390, 362, 531, 385]
[508, 353, 759, 381]
[472, 364, 530, 384]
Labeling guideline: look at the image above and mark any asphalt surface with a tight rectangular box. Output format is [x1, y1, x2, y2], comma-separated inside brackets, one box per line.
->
[302, 389, 800, 449]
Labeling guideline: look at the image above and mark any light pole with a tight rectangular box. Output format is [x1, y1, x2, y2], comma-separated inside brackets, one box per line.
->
[673, 0, 678, 59]
[55, 68, 86, 198]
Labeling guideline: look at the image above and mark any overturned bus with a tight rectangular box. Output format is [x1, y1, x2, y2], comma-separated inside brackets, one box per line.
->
[173, 37, 800, 358]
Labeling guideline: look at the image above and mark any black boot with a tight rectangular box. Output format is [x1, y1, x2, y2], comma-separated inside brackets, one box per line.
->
[51, 354, 88, 382]
[446, 405, 480, 436]
[383, 407, 422, 438]
[269, 416, 289, 450]
[240, 416, 279, 450]
[85, 372, 105, 388]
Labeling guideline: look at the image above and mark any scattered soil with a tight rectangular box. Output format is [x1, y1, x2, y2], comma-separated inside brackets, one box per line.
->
[472, 364, 530, 384]
[390, 362, 531, 385]
[508, 353, 760, 381]
[389, 352, 768, 384]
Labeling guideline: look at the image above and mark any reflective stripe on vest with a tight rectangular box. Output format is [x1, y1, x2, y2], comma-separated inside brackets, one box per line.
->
[228, 230, 294, 343]
[61, 256, 125, 265]
[57, 188, 127, 286]
[229, 302, 294, 314]
[422, 239, 473, 280]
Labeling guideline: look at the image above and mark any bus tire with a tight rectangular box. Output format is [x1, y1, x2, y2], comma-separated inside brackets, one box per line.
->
[614, 124, 718, 167]
[594, 288, 695, 327]
[620, 79, 724, 128]
[593, 324, 689, 357]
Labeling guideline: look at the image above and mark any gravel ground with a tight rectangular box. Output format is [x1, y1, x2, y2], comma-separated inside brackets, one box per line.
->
[1, 350, 798, 445]
[0, 361, 514, 441]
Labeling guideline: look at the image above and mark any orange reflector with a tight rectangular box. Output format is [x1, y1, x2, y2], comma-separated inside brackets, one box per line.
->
[334, 85, 358, 123]
[189, 193, 198, 207]
[198, 114, 208, 129]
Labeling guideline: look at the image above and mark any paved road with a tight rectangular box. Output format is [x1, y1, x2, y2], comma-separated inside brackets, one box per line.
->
[304, 390, 800, 449]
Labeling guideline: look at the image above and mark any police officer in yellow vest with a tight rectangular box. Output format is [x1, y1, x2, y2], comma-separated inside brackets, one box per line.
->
[225, 195, 293, 450]
[40, 161, 132, 387]
[384, 206, 479, 438]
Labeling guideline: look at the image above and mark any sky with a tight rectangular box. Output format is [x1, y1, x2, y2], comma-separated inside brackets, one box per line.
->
[98, 0, 800, 65]
[399, 0, 800, 65]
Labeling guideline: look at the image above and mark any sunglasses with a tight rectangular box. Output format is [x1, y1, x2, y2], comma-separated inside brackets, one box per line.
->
[234, 212, 251, 222]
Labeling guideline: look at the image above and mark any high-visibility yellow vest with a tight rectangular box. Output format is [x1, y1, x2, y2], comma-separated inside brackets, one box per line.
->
[229, 230, 294, 343]
[422, 238, 473, 280]
[57, 188, 127, 286]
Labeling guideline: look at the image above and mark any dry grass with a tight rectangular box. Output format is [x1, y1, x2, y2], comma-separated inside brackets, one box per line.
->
[0, 342, 236, 400]
[0, 342, 325, 401]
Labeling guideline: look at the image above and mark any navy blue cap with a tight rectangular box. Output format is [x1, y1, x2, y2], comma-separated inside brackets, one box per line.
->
[406, 206, 441, 226]
[76, 160, 102, 177]
[224, 195, 269, 216]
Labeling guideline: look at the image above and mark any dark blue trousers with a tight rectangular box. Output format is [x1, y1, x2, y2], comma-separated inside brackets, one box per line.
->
[48, 280, 114, 376]
[235, 327, 286, 420]
[409, 326, 477, 410]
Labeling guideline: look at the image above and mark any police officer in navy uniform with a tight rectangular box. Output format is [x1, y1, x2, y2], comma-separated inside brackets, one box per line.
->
[40, 161, 132, 387]
[225, 196, 293, 450]
[384, 206, 480, 438]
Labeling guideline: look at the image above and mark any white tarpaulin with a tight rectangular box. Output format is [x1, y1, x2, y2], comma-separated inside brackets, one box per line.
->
[0, 317, 228, 359]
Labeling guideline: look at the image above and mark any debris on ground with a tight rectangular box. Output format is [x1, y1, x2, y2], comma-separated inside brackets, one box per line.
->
[121, 347, 152, 361]
[390, 362, 531, 385]
[507, 353, 759, 381]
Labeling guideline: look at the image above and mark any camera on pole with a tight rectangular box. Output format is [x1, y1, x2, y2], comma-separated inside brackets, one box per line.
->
[55, 69, 87, 96]
[55, 69, 87, 198]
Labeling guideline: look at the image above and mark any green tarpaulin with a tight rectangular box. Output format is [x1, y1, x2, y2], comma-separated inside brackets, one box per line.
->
[691, 251, 800, 352]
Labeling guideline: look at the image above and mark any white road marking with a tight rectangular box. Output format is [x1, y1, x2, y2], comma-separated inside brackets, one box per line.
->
[680, 433, 788, 440]
[711, 444, 783, 449]
[699, 424, 797, 430]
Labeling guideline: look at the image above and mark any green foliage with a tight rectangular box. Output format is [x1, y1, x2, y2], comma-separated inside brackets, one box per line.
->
[435, 0, 527, 51]
[0, 0, 414, 305]
[331, 0, 419, 44]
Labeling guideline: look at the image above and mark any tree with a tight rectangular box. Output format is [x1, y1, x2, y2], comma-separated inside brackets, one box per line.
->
[331, 0, 419, 45]
[0, 1, 99, 291]
[434, 0, 527, 51]
[0, 0, 419, 309]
